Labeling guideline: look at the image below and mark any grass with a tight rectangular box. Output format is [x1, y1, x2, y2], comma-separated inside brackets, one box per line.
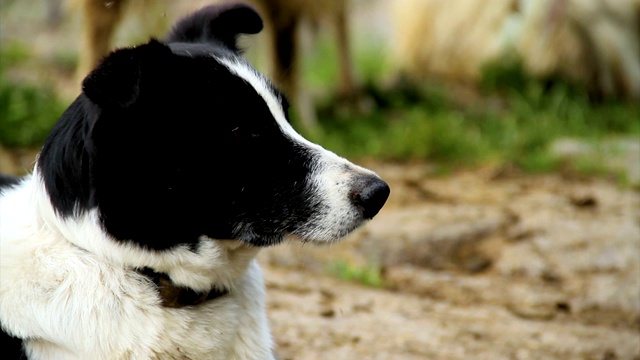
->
[328, 259, 384, 288]
[0, 80, 63, 147]
[0, 41, 67, 148]
[304, 86, 639, 174]
[297, 44, 640, 176]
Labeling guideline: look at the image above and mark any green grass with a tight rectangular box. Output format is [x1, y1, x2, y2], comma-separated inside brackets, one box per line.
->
[298, 45, 640, 176]
[304, 86, 639, 170]
[0, 41, 31, 67]
[0, 79, 66, 148]
[0, 42, 67, 148]
[328, 259, 384, 288]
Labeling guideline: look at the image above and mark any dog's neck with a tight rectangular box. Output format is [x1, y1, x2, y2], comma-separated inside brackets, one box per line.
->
[31, 172, 260, 293]
[137, 267, 230, 308]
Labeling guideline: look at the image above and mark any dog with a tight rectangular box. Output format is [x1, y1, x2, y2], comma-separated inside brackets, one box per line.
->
[0, 3, 389, 359]
[76, 0, 356, 127]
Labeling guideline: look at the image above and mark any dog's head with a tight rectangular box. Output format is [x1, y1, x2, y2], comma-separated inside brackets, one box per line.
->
[38, 3, 389, 250]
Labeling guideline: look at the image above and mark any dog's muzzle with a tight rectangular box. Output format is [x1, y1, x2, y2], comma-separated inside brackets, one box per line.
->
[350, 175, 390, 219]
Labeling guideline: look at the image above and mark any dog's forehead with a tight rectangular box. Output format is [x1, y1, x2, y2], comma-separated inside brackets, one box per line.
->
[215, 56, 316, 148]
[167, 41, 319, 150]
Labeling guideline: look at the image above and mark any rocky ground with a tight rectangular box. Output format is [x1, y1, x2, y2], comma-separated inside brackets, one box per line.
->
[260, 162, 640, 360]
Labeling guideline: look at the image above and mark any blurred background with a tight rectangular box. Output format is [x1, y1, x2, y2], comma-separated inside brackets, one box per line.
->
[1, 0, 639, 359]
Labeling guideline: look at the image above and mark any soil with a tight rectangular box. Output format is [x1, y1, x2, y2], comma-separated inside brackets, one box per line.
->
[261, 162, 640, 360]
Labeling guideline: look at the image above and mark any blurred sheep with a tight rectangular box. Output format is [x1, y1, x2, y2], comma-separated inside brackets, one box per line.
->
[392, 0, 640, 101]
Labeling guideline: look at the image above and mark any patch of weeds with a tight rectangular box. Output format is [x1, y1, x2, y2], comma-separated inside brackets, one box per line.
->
[572, 155, 630, 186]
[304, 49, 639, 179]
[328, 260, 384, 288]
[50, 49, 78, 75]
[303, 37, 339, 90]
[572, 157, 613, 177]
[516, 151, 561, 173]
[0, 41, 31, 68]
[0, 46, 65, 148]
[303, 36, 392, 92]
[353, 46, 391, 84]
[0, 79, 65, 147]
[308, 91, 491, 166]
[480, 54, 531, 93]
[389, 108, 491, 164]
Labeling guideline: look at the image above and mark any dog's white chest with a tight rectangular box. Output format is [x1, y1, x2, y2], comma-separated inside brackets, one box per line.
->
[0, 183, 273, 359]
[11, 256, 270, 360]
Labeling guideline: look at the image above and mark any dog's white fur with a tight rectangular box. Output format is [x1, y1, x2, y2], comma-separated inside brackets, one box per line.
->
[0, 55, 380, 359]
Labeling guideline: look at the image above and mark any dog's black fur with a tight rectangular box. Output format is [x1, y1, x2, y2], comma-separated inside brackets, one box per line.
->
[0, 174, 20, 194]
[0, 176, 24, 358]
[1, 327, 26, 359]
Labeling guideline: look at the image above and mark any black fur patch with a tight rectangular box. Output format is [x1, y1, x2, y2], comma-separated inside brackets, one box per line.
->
[1, 327, 26, 359]
[0, 174, 21, 195]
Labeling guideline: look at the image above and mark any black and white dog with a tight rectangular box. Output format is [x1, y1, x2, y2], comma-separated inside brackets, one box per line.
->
[0, 3, 389, 359]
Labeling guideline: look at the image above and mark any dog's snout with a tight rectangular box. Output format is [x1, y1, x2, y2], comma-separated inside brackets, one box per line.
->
[350, 176, 390, 219]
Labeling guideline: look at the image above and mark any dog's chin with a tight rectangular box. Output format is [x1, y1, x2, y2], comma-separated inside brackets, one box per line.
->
[286, 221, 366, 246]
[231, 215, 367, 247]
[234, 230, 356, 248]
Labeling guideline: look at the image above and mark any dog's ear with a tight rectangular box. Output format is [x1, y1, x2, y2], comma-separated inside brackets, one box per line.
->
[82, 39, 173, 108]
[166, 3, 263, 52]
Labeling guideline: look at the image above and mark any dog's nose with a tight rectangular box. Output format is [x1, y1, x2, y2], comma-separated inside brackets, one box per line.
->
[350, 175, 390, 219]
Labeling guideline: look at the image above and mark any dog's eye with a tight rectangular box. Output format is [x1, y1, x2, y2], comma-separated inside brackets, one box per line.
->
[231, 127, 260, 139]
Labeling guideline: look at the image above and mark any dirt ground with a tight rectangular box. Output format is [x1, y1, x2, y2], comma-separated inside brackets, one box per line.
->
[261, 162, 640, 360]
[1, 1, 639, 359]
